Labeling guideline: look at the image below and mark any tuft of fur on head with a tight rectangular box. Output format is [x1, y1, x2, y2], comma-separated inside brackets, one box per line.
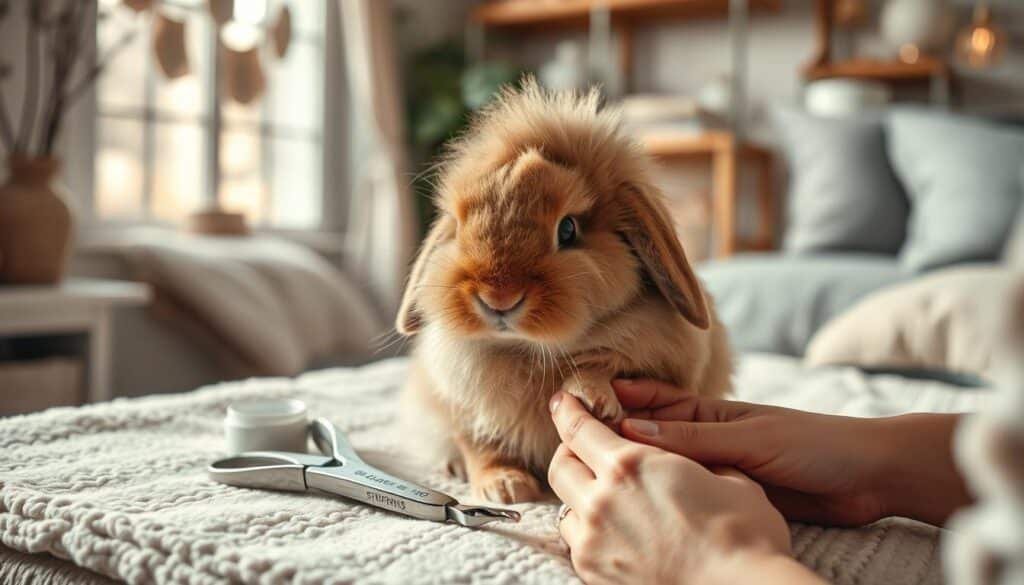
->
[436, 78, 644, 209]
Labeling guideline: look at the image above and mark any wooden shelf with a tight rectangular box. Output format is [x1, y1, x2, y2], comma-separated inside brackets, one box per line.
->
[470, 0, 782, 29]
[803, 57, 949, 82]
[640, 130, 771, 159]
[636, 130, 777, 256]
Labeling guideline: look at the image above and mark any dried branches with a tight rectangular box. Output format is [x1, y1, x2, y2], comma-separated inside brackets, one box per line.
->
[0, 0, 15, 152]
[0, 0, 137, 157]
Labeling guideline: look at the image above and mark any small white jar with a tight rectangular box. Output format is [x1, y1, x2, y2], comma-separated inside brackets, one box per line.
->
[224, 399, 308, 455]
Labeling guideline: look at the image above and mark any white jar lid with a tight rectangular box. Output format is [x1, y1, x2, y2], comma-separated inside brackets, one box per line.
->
[226, 399, 307, 428]
[224, 399, 309, 455]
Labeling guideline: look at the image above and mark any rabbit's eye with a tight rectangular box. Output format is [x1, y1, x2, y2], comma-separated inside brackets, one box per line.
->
[557, 216, 578, 248]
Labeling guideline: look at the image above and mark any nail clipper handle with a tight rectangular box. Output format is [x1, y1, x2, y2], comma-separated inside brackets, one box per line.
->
[305, 464, 455, 522]
[310, 418, 362, 463]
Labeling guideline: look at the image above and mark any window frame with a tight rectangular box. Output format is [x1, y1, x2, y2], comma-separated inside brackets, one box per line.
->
[75, 0, 344, 236]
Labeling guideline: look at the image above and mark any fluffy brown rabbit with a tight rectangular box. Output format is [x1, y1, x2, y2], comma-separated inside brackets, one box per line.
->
[397, 80, 732, 504]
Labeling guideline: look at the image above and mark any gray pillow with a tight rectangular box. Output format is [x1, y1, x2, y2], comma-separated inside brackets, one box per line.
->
[1004, 167, 1024, 267]
[889, 110, 1024, 272]
[699, 252, 908, 356]
[772, 108, 909, 255]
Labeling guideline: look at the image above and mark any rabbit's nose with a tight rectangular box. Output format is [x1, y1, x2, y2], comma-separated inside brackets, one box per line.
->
[476, 289, 526, 316]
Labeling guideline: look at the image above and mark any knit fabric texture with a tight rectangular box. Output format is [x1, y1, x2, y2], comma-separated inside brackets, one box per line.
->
[0, 355, 990, 584]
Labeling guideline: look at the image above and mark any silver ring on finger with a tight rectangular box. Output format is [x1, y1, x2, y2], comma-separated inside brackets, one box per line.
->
[557, 503, 572, 524]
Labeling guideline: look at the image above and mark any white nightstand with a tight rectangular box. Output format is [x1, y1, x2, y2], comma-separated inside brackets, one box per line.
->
[0, 278, 150, 404]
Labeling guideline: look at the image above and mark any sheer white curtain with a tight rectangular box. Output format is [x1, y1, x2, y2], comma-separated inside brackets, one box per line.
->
[339, 0, 416, 319]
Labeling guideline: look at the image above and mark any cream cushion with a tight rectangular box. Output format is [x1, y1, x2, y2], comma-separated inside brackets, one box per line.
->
[805, 265, 1020, 380]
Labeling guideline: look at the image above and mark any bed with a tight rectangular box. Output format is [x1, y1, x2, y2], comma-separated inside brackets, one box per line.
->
[0, 353, 990, 584]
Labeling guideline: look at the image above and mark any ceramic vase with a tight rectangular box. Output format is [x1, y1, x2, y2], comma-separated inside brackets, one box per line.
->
[0, 157, 73, 284]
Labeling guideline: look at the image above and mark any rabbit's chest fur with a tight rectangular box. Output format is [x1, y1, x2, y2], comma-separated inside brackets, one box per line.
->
[406, 292, 731, 472]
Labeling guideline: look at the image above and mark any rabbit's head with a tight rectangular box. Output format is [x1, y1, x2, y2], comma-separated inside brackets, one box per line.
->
[397, 80, 708, 346]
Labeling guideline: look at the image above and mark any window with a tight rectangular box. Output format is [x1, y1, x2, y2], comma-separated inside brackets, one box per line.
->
[93, 0, 326, 229]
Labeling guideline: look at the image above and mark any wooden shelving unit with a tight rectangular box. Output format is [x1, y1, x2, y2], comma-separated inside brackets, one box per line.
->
[640, 131, 776, 255]
[470, 0, 781, 29]
[803, 0, 952, 103]
[803, 56, 949, 82]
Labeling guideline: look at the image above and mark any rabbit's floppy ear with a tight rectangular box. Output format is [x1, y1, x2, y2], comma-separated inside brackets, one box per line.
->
[396, 213, 456, 335]
[618, 183, 710, 330]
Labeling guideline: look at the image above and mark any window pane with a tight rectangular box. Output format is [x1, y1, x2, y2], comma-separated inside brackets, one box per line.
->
[222, 176, 267, 225]
[97, 12, 147, 110]
[95, 118, 145, 220]
[153, 10, 209, 117]
[151, 123, 204, 222]
[269, 137, 320, 228]
[269, 0, 324, 37]
[267, 41, 323, 132]
[220, 131, 266, 224]
[234, 0, 268, 25]
[222, 97, 262, 126]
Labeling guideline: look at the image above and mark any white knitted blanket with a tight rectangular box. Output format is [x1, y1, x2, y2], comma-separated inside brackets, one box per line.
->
[0, 354, 991, 584]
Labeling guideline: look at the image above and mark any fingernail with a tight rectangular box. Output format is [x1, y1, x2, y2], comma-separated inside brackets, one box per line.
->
[626, 419, 659, 437]
[549, 392, 563, 413]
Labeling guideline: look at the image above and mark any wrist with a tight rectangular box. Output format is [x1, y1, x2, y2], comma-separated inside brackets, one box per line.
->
[696, 549, 823, 585]
[873, 413, 971, 526]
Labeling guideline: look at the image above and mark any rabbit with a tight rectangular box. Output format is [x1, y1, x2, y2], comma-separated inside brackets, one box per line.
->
[396, 79, 732, 504]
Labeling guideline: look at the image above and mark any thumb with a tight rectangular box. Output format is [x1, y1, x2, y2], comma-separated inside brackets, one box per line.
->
[620, 418, 752, 466]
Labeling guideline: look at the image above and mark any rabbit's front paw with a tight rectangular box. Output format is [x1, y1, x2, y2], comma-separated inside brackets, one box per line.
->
[473, 465, 543, 504]
[562, 375, 624, 424]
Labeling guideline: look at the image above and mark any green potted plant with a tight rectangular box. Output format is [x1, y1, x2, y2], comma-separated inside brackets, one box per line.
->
[404, 40, 525, 234]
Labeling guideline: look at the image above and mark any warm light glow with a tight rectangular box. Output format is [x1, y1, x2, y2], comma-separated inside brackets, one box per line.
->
[221, 21, 262, 51]
[971, 27, 996, 53]
[233, 0, 267, 26]
[96, 149, 143, 218]
[898, 44, 920, 64]
[222, 133, 259, 175]
[220, 178, 267, 224]
[956, 4, 1007, 69]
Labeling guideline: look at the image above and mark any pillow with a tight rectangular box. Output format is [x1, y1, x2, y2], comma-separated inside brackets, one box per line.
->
[772, 107, 909, 254]
[1004, 167, 1024, 267]
[805, 265, 1019, 381]
[889, 110, 1024, 272]
[699, 252, 908, 356]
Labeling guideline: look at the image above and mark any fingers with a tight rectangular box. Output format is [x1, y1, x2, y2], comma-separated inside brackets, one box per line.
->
[612, 379, 754, 423]
[619, 418, 750, 466]
[550, 392, 629, 472]
[548, 443, 590, 552]
[548, 443, 594, 508]
[612, 378, 687, 409]
[557, 504, 582, 549]
[709, 466, 749, 480]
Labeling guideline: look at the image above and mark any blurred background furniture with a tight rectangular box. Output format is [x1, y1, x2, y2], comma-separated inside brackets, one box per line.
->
[700, 107, 1023, 373]
[71, 228, 385, 398]
[805, 0, 954, 104]
[469, 0, 783, 258]
[0, 278, 149, 415]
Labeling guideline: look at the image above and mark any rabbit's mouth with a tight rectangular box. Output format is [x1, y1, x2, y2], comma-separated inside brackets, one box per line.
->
[473, 293, 527, 335]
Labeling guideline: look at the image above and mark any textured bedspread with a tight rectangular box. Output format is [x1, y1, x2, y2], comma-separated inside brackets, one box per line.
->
[0, 354, 991, 584]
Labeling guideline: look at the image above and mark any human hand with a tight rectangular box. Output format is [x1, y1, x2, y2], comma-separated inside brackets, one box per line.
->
[613, 379, 971, 527]
[548, 391, 814, 585]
